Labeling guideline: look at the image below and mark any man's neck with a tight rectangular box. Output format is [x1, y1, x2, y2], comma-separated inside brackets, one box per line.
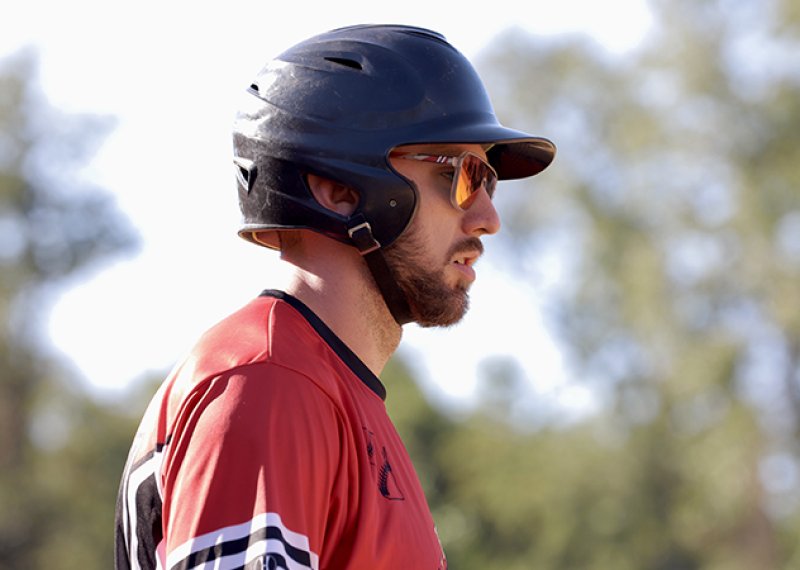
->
[278, 239, 403, 377]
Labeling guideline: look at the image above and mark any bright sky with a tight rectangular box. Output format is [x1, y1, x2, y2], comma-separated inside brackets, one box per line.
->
[3, 0, 651, 408]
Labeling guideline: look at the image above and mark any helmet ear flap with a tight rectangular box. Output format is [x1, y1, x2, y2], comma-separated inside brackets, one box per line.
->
[233, 157, 257, 194]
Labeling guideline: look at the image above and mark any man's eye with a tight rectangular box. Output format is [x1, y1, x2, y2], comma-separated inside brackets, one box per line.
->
[442, 171, 455, 182]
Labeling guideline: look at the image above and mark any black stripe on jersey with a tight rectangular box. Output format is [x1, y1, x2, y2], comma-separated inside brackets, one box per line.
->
[116, 437, 170, 570]
[171, 524, 313, 570]
[129, 436, 171, 473]
[260, 290, 387, 401]
[135, 474, 163, 570]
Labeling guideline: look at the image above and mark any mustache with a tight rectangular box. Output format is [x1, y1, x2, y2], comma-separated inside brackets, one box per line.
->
[448, 237, 484, 259]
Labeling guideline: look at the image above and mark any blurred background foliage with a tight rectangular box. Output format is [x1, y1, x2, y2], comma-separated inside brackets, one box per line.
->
[1, 0, 800, 568]
[0, 49, 141, 569]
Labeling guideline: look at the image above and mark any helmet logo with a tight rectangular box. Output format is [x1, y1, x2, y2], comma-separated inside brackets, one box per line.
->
[233, 157, 257, 194]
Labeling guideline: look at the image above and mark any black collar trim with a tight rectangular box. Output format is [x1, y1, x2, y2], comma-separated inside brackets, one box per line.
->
[259, 290, 387, 401]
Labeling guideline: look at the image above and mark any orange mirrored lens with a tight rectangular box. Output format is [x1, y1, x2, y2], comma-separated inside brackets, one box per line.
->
[455, 154, 498, 210]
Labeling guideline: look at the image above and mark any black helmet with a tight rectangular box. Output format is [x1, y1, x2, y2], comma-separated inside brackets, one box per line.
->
[233, 24, 555, 324]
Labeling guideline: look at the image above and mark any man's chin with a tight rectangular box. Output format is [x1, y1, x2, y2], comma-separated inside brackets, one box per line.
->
[410, 289, 470, 329]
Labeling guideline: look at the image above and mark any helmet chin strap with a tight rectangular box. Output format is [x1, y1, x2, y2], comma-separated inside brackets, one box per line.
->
[347, 215, 413, 326]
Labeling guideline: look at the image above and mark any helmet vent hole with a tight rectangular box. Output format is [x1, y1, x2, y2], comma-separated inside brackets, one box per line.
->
[324, 57, 363, 71]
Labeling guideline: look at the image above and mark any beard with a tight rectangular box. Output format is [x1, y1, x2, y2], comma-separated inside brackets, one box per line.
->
[382, 226, 484, 328]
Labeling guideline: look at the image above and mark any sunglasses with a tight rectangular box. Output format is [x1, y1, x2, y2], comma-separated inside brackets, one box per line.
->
[389, 150, 498, 211]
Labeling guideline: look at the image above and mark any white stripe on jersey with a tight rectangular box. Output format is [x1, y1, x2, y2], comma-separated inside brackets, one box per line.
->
[124, 443, 167, 570]
[167, 512, 320, 570]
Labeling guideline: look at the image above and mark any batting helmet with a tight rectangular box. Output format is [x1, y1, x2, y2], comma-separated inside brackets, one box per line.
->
[232, 24, 555, 323]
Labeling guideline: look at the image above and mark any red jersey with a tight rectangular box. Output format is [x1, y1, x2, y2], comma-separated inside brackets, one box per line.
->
[115, 290, 447, 570]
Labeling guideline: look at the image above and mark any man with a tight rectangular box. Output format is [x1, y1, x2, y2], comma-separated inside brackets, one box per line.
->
[115, 24, 554, 570]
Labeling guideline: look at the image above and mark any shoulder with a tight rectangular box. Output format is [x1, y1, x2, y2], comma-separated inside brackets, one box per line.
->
[175, 295, 337, 388]
[163, 294, 363, 419]
[150, 293, 384, 449]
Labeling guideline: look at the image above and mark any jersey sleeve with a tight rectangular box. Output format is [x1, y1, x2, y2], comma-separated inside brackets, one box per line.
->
[160, 362, 345, 570]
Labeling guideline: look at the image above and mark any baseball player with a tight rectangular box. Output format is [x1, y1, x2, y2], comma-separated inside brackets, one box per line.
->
[115, 24, 555, 570]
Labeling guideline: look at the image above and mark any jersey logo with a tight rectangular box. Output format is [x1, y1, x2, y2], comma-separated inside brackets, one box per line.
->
[363, 428, 405, 501]
[254, 553, 279, 570]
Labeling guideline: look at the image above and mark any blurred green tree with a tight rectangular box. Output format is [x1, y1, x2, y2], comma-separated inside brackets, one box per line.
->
[391, 0, 800, 568]
[4, 0, 800, 567]
[0, 48, 139, 569]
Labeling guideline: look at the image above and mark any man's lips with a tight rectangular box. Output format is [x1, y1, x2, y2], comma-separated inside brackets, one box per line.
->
[449, 238, 484, 282]
[452, 252, 480, 281]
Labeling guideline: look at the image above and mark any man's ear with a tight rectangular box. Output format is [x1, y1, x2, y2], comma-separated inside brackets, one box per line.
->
[306, 174, 359, 217]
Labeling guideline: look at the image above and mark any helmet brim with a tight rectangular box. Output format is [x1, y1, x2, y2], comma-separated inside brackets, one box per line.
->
[387, 114, 555, 180]
[488, 138, 556, 180]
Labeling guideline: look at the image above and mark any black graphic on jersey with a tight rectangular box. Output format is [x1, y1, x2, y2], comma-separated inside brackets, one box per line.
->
[363, 428, 405, 500]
